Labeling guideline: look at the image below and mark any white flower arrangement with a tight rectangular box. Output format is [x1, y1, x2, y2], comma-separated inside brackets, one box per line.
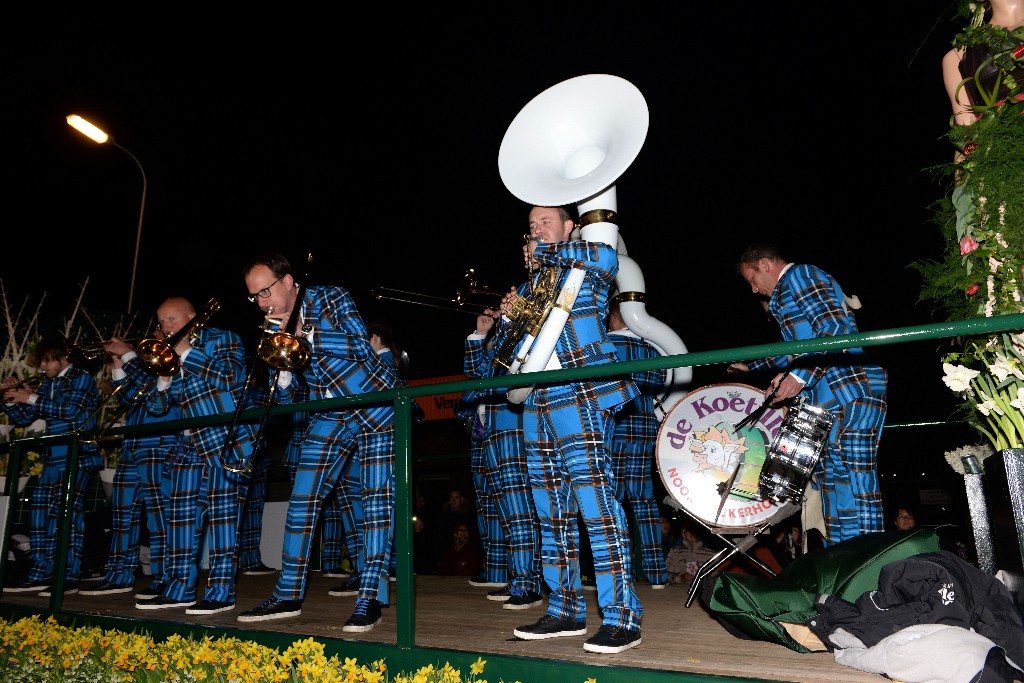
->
[942, 332, 1024, 450]
[944, 442, 996, 475]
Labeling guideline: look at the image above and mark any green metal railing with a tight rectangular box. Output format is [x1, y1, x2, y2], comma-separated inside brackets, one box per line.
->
[1, 313, 1022, 682]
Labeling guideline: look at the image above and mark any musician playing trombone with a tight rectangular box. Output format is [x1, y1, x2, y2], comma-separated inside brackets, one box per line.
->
[2, 336, 103, 595]
[502, 206, 644, 654]
[80, 329, 182, 599]
[237, 252, 398, 633]
[133, 297, 259, 616]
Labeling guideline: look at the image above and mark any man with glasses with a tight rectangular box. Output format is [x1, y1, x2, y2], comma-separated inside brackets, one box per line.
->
[236, 252, 399, 633]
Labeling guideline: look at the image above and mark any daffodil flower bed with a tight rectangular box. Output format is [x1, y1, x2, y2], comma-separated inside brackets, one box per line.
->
[0, 614, 591, 683]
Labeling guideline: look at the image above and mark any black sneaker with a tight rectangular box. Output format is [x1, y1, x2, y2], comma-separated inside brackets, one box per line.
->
[468, 574, 506, 588]
[135, 583, 165, 600]
[327, 575, 361, 597]
[80, 580, 134, 596]
[581, 575, 597, 591]
[486, 586, 512, 602]
[342, 597, 383, 632]
[135, 596, 196, 610]
[236, 596, 303, 622]
[503, 590, 543, 610]
[39, 581, 80, 597]
[186, 599, 235, 615]
[322, 569, 351, 579]
[242, 562, 278, 576]
[582, 624, 642, 653]
[513, 614, 587, 640]
[5, 579, 51, 593]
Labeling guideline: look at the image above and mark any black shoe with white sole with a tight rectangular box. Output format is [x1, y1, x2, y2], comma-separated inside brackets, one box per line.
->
[136, 596, 196, 610]
[513, 614, 587, 640]
[486, 586, 512, 601]
[80, 580, 134, 596]
[236, 596, 303, 622]
[39, 581, 79, 597]
[186, 599, 235, 615]
[467, 574, 506, 588]
[327, 575, 361, 597]
[5, 579, 51, 593]
[135, 583, 165, 600]
[343, 598, 383, 632]
[503, 590, 543, 610]
[242, 562, 278, 576]
[582, 624, 642, 653]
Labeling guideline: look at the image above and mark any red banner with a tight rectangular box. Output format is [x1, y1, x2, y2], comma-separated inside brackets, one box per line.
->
[407, 375, 466, 422]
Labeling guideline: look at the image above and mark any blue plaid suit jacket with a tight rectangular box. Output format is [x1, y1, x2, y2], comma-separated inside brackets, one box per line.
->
[497, 240, 637, 412]
[117, 356, 181, 452]
[608, 330, 665, 436]
[3, 364, 100, 468]
[276, 285, 397, 429]
[748, 263, 887, 407]
[464, 334, 521, 431]
[149, 326, 257, 469]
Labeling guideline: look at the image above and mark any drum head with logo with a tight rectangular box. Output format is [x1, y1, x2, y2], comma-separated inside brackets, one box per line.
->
[657, 383, 787, 529]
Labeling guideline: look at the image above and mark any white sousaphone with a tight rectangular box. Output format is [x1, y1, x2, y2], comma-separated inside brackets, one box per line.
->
[497, 73, 690, 409]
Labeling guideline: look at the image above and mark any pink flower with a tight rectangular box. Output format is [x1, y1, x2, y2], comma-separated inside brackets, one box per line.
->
[967, 283, 980, 295]
[960, 235, 979, 255]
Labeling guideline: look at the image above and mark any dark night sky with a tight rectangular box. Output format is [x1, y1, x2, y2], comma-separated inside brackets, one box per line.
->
[5, 4, 968, 431]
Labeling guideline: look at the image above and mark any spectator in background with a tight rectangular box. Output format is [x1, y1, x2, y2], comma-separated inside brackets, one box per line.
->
[438, 522, 482, 577]
[437, 486, 477, 546]
[659, 515, 684, 561]
[665, 523, 717, 586]
[893, 506, 917, 531]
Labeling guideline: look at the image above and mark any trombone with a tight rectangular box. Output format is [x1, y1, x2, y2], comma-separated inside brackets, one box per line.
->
[222, 293, 312, 474]
[69, 339, 143, 364]
[79, 298, 221, 446]
[372, 269, 505, 317]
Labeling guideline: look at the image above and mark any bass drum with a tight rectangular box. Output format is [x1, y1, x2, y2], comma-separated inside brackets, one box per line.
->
[657, 383, 790, 529]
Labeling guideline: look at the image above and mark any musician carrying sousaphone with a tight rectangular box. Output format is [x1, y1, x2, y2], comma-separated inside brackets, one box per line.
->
[494, 205, 644, 653]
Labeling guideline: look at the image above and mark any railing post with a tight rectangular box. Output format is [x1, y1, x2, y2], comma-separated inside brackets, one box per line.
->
[394, 393, 415, 647]
[49, 435, 80, 610]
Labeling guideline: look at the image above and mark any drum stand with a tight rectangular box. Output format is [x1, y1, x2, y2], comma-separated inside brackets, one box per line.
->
[662, 495, 801, 608]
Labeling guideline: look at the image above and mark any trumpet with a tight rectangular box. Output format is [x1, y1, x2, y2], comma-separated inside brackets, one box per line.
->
[1, 376, 43, 392]
[373, 269, 505, 317]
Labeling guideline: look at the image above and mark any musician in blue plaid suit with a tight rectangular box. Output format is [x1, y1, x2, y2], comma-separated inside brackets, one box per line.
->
[238, 252, 398, 633]
[732, 244, 888, 546]
[237, 378, 277, 577]
[503, 206, 643, 654]
[134, 297, 258, 616]
[80, 333, 181, 598]
[2, 336, 103, 595]
[605, 298, 669, 589]
[464, 311, 543, 608]
[453, 389, 498, 584]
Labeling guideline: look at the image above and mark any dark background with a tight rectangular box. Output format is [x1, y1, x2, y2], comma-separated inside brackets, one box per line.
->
[5, 4, 980, 524]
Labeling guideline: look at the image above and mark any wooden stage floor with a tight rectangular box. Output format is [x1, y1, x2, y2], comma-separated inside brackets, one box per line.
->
[0, 571, 891, 683]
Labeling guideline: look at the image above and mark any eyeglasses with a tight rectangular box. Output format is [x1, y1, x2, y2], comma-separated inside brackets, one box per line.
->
[247, 276, 283, 303]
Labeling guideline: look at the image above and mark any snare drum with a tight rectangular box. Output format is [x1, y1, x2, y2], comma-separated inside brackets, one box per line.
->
[657, 384, 789, 529]
[758, 396, 835, 503]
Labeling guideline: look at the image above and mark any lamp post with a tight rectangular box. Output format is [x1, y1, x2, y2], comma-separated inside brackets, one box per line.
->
[66, 114, 147, 314]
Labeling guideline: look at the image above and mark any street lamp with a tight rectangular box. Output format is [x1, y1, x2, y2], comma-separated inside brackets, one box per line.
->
[66, 114, 147, 314]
